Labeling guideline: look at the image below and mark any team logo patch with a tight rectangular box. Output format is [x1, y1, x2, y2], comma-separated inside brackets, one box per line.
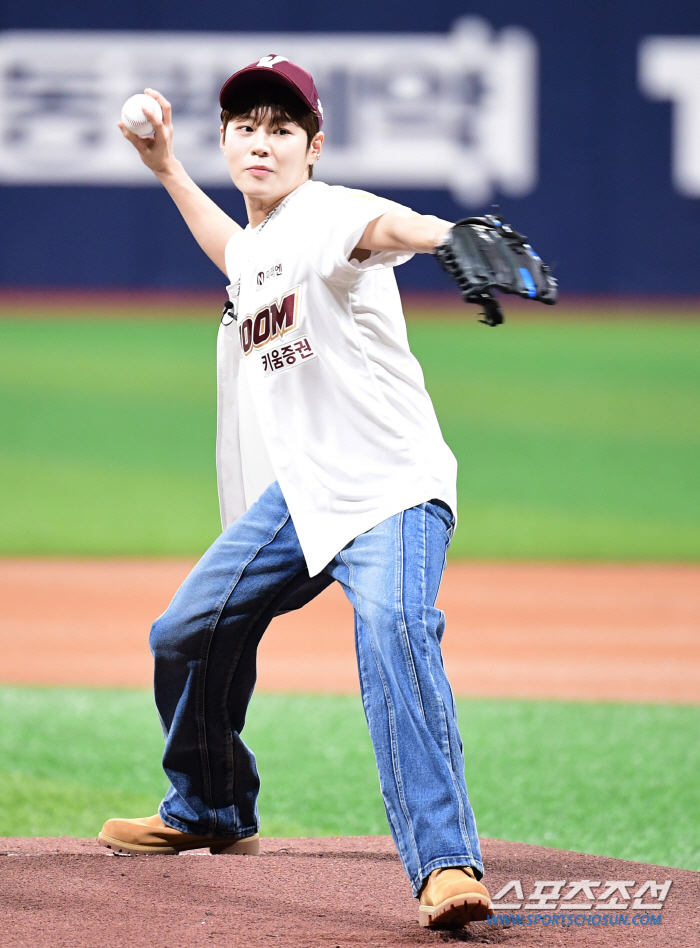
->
[261, 335, 317, 376]
[239, 286, 299, 355]
[256, 55, 289, 68]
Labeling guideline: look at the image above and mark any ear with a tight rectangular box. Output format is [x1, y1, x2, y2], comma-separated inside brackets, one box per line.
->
[220, 125, 226, 151]
[309, 130, 324, 163]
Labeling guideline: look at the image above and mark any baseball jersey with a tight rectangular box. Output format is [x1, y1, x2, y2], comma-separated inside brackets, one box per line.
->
[218, 180, 457, 577]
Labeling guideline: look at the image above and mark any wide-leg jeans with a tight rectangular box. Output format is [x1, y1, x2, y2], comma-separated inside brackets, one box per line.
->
[150, 481, 483, 895]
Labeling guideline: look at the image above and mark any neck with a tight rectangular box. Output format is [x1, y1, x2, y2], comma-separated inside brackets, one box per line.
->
[244, 177, 309, 228]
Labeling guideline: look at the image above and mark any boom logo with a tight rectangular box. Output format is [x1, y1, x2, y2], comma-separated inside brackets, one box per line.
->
[239, 286, 300, 355]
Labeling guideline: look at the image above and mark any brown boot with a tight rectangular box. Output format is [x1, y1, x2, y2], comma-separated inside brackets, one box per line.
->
[97, 814, 260, 856]
[418, 866, 493, 928]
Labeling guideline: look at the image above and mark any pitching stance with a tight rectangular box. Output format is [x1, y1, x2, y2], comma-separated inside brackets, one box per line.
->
[101, 57, 556, 929]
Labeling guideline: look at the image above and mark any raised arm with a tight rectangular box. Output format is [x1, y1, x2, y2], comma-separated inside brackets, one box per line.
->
[354, 210, 453, 256]
[119, 88, 241, 275]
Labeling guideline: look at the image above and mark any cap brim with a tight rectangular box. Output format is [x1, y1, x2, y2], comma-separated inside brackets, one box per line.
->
[219, 67, 316, 115]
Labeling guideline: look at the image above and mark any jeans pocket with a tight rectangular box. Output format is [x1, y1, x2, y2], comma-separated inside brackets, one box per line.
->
[427, 498, 456, 542]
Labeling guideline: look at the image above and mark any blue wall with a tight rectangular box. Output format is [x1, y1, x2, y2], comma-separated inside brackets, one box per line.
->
[1, 1, 700, 295]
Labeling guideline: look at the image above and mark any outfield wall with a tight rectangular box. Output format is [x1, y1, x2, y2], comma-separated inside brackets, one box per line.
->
[0, 0, 699, 294]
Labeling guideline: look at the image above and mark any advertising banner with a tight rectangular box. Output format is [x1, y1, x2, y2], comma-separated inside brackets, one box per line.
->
[0, 1, 699, 294]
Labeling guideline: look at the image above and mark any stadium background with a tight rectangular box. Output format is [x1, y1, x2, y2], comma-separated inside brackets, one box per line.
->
[0, 0, 699, 878]
[1, 0, 700, 295]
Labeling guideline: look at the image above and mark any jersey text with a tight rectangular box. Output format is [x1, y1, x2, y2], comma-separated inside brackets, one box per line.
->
[239, 286, 299, 355]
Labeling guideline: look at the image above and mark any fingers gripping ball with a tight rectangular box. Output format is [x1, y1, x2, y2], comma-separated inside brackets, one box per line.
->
[121, 94, 163, 138]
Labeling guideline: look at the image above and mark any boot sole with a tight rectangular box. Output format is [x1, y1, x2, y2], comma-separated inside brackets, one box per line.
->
[97, 831, 260, 857]
[419, 893, 494, 928]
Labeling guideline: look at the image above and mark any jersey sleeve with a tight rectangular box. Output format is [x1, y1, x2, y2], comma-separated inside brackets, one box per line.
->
[313, 186, 415, 283]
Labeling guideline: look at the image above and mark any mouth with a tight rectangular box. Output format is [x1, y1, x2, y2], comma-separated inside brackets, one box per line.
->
[247, 165, 273, 177]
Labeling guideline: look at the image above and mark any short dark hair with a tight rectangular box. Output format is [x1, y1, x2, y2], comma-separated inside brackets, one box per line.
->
[220, 82, 320, 178]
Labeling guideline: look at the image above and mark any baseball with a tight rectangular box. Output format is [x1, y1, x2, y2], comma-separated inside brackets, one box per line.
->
[121, 93, 163, 138]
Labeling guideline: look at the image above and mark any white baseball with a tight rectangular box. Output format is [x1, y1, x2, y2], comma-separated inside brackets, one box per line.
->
[121, 93, 163, 138]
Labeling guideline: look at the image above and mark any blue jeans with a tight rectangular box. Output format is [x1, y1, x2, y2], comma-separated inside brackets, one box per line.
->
[150, 482, 483, 895]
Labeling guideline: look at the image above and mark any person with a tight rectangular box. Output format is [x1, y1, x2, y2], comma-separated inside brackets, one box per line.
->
[98, 55, 493, 929]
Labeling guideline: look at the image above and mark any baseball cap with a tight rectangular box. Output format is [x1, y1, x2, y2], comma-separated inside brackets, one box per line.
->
[219, 55, 324, 128]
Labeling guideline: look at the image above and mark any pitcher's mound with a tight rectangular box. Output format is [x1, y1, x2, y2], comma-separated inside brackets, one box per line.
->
[0, 835, 696, 946]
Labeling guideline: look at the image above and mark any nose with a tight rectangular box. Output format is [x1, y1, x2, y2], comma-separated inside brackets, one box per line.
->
[250, 127, 271, 156]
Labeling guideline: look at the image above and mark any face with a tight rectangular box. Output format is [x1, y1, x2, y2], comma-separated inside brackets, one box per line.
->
[220, 112, 323, 203]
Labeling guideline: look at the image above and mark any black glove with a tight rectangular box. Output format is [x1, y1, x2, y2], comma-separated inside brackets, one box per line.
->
[434, 213, 558, 326]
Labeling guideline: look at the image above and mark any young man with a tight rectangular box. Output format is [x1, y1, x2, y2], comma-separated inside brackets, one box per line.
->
[99, 56, 493, 929]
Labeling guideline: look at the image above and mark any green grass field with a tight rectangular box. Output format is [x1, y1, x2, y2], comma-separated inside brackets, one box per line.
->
[0, 312, 698, 559]
[1, 312, 698, 863]
[1, 686, 698, 871]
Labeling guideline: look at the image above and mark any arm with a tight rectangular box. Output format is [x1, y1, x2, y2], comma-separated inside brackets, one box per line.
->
[354, 210, 453, 256]
[119, 88, 241, 275]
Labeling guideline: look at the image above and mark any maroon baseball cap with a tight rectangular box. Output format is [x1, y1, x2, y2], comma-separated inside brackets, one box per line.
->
[219, 55, 323, 128]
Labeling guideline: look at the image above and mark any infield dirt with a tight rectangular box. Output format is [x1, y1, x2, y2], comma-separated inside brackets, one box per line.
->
[1, 560, 699, 701]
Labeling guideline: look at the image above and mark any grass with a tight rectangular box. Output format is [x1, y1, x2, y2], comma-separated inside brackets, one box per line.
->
[0, 312, 698, 558]
[0, 686, 698, 871]
[410, 315, 700, 559]
[0, 318, 221, 556]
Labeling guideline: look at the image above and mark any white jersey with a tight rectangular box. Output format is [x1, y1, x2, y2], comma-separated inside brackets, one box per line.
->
[217, 180, 457, 577]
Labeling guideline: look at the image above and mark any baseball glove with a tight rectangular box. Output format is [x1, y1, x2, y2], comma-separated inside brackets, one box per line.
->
[434, 213, 558, 326]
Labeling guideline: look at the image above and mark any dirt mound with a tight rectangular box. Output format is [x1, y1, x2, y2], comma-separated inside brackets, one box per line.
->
[1, 836, 696, 947]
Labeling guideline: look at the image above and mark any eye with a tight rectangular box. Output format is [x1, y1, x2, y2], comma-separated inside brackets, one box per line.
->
[274, 127, 292, 135]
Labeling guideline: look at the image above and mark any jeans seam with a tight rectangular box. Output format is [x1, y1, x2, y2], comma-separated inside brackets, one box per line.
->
[340, 545, 421, 876]
[437, 507, 473, 852]
[396, 510, 426, 725]
[416, 503, 472, 867]
[413, 507, 454, 770]
[196, 510, 291, 835]
[353, 607, 405, 854]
